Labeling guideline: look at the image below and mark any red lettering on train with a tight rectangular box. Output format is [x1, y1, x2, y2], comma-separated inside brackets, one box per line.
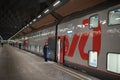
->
[64, 35, 69, 55]
[60, 19, 101, 60]
[67, 34, 80, 56]
[78, 32, 90, 60]
[92, 22, 101, 55]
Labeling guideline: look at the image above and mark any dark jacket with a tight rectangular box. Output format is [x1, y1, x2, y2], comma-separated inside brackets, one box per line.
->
[43, 45, 50, 58]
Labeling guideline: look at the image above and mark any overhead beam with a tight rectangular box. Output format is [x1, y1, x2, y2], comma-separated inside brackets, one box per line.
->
[50, 11, 63, 21]
[29, 26, 37, 30]
[22, 32, 27, 35]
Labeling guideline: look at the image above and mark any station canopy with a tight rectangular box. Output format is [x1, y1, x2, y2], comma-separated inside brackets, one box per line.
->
[0, 0, 119, 40]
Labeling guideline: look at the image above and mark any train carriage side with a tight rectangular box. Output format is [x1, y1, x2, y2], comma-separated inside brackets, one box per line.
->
[27, 26, 56, 60]
[57, 4, 120, 79]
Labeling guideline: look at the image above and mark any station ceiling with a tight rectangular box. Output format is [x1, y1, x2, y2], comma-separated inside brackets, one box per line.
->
[0, 0, 56, 40]
[0, 0, 119, 40]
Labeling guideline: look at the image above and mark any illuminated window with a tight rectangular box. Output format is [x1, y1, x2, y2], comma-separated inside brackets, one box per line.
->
[89, 51, 98, 67]
[108, 8, 120, 25]
[107, 53, 120, 74]
[89, 15, 99, 29]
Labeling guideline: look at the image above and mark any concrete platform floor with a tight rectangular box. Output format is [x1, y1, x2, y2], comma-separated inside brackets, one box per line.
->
[0, 45, 100, 80]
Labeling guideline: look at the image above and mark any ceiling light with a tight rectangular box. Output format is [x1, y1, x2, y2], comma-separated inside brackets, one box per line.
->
[27, 24, 29, 26]
[29, 22, 32, 24]
[44, 9, 49, 13]
[53, 0, 61, 6]
[33, 19, 36, 22]
[25, 26, 27, 28]
[37, 15, 41, 18]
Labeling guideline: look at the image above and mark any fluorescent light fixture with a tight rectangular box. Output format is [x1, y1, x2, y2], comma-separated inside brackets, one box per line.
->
[8, 27, 25, 40]
[33, 19, 36, 22]
[25, 26, 27, 28]
[53, 0, 61, 6]
[27, 24, 29, 26]
[44, 9, 49, 13]
[29, 22, 32, 24]
[37, 15, 41, 18]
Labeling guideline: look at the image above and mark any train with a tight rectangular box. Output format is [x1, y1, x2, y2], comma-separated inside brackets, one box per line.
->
[16, 4, 120, 80]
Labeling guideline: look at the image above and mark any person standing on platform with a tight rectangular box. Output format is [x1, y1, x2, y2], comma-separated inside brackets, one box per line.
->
[43, 42, 50, 62]
[1, 42, 3, 47]
[19, 43, 22, 49]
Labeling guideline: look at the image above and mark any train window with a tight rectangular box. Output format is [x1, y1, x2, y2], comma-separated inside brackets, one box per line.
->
[89, 15, 98, 29]
[108, 8, 120, 25]
[88, 51, 98, 67]
[107, 53, 120, 74]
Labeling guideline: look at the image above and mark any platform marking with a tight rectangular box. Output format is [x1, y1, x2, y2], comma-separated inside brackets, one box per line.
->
[54, 64, 92, 80]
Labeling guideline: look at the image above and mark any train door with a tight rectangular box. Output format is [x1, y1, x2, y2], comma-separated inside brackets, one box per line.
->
[36, 45, 39, 53]
[34, 45, 36, 52]
[23, 40, 29, 50]
[57, 36, 65, 63]
[48, 37, 56, 61]
[57, 38, 61, 63]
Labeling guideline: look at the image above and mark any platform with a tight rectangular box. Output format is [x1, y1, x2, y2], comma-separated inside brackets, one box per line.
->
[0, 45, 100, 80]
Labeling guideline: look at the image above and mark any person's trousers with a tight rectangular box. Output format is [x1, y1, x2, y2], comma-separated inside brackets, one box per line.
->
[45, 58, 48, 62]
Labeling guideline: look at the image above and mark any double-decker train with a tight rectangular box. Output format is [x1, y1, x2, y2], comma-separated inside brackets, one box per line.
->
[20, 4, 120, 80]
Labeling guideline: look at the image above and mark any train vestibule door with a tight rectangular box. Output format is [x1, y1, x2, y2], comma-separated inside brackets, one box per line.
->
[57, 36, 65, 64]
[57, 38, 60, 63]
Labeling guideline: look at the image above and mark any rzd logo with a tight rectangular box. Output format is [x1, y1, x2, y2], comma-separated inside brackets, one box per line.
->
[63, 19, 101, 60]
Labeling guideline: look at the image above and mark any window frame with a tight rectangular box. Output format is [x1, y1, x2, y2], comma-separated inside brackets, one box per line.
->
[107, 7, 120, 26]
[106, 52, 120, 74]
[88, 50, 98, 68]
[89, 14, 99, 29]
